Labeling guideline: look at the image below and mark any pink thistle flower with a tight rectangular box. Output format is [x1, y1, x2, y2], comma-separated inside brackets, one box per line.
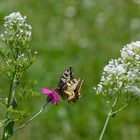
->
[42, 88, 59, 105]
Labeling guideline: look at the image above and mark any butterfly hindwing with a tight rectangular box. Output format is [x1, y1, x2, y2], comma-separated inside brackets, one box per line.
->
[61, 78, 84, 103]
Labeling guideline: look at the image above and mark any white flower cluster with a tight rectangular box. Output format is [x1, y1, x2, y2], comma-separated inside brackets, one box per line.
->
[121, 41, 140, 79]
[94, 41, 140, 96]
[0, 12, 32, 47]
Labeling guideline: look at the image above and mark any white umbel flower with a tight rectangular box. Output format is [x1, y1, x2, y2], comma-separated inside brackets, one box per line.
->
[0, 12, 32, 47]
[94, 41, 140, 96]
[4, 12, 26, 25]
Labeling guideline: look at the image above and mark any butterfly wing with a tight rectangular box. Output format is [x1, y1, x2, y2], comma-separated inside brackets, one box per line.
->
[55, 67, 84, 103]
[61, 78, 84, 103]
[58, 67, 74, 87]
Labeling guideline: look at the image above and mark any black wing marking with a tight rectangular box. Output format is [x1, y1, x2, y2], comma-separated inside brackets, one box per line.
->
[58, 67, 74, 88]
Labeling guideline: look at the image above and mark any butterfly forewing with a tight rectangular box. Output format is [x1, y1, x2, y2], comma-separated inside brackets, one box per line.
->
[58, 67, 74, 87]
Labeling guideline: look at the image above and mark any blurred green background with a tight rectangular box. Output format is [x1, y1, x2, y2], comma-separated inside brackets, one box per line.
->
[1, 0, 140, 140]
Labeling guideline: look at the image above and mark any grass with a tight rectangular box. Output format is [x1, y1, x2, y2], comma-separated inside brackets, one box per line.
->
[0, 0, 140, 139]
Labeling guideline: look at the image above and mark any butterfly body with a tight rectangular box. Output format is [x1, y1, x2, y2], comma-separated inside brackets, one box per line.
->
[56, 67, 84, 103]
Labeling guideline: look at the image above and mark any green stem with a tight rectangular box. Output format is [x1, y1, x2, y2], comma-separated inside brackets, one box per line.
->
[15, 103, 47, 133]
[7, 78, 15, 107]
[111, 103, 128, 116]
[99, 97, 118, 140]
[2, 74, 16, 140]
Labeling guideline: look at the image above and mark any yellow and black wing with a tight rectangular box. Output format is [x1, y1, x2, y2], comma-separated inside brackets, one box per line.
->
[61, 78, 84, 103]
[58, 67, 74, 87]
[56, 67, 84, 103]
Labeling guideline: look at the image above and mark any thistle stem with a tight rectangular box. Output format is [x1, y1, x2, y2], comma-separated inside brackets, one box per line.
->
[99, 97, 118, 140]
[15, 103, 48, 133]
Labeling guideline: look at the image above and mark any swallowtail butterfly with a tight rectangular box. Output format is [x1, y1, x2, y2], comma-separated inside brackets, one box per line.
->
[56, 67, 84, 103]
